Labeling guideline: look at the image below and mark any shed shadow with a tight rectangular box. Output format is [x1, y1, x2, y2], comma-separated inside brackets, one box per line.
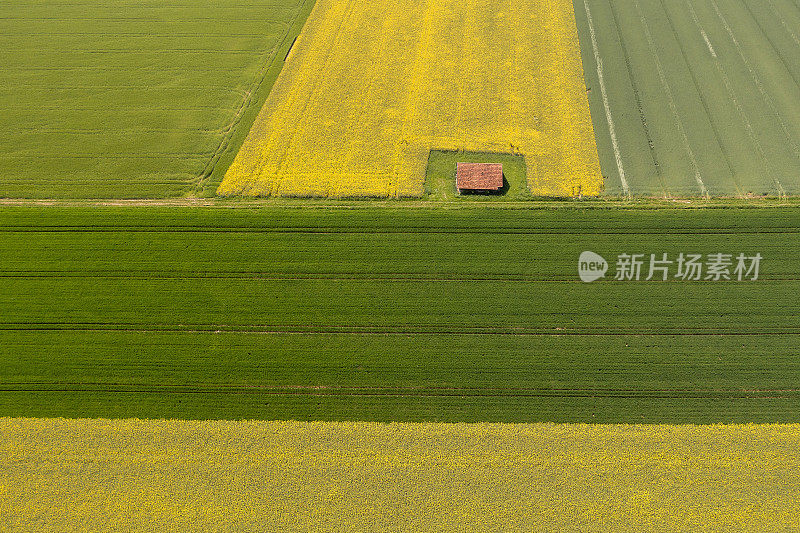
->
[458, 175, 509, 196]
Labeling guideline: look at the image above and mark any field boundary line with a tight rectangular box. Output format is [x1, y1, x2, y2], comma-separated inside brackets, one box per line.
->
[582, 0, 629, 197]
[192, 0, 311, 195]
[9, 383, 800, 395]
[4, 227, 800, 235]
[2, 273, 798, 282]
[1, 384, 797, 400]
[1, 198, 798, 207]
[3, 324, 800, 336]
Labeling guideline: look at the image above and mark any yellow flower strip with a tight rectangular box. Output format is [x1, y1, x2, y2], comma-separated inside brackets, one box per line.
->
[2, 419, 798, 530]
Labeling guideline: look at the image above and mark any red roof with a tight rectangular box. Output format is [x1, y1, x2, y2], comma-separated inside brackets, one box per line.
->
[456, 163, 503, 191]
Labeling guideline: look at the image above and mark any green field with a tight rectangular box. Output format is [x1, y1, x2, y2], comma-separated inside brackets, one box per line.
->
[1, 205, 799, 422]
[574, 0, 800, 197]
[424, 151, 528, 201]
[0, 0, 312, 199]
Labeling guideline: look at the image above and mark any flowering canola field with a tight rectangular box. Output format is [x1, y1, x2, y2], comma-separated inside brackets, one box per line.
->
[3, 418, 799, 530]
[219, 0, 603, 198]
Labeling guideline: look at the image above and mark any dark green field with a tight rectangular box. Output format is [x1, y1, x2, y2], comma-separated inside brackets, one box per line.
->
[0, 0, 312, 198]
[575, 0, 800, 196]
[1, 205, 798, 422]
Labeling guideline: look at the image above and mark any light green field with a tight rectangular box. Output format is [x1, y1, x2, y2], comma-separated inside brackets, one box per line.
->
[424, 150, 528, 201]
[574, 0, 800, 197]
[0, 0, 312, 199]
[2, 205, 799, 423]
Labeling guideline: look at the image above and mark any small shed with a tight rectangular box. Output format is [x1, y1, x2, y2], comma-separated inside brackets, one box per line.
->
[456, 162, 503, 193]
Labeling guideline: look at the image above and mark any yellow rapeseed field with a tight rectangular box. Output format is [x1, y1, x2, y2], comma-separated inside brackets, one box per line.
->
[2, 419, 799, 530]
[219, 0, 602, 198]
